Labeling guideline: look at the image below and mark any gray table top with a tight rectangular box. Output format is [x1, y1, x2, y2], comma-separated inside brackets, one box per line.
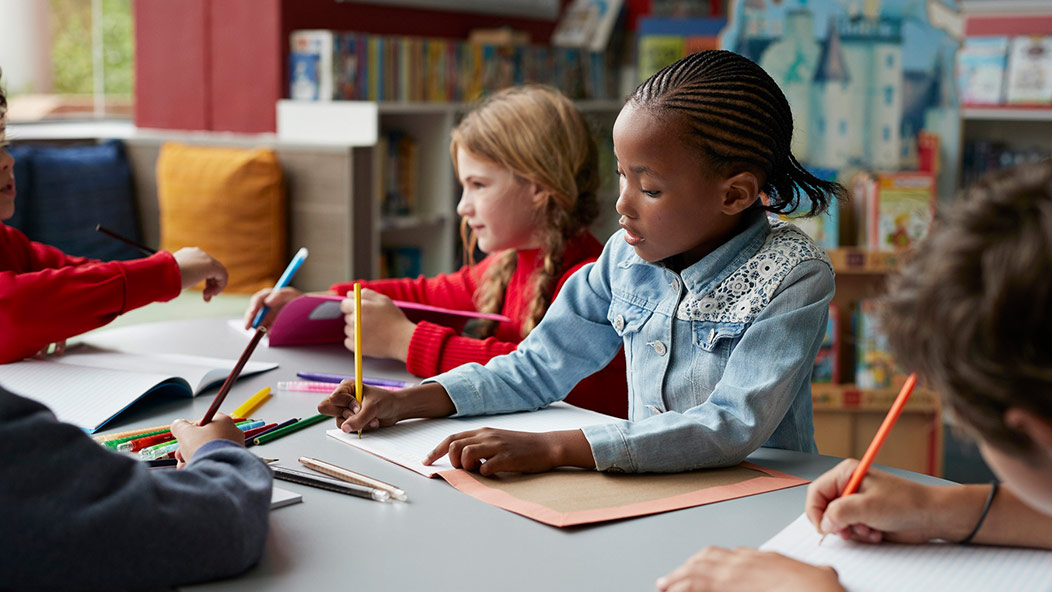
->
[84, 318, 949, 592]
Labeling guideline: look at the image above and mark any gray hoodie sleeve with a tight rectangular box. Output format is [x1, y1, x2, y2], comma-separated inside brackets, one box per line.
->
[0, 385, 273, 591]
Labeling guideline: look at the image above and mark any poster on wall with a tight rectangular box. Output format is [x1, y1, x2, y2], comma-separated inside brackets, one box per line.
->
[720, 0, 962, 202]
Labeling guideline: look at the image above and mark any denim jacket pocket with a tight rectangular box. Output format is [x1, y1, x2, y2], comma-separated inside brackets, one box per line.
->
[607, 298, 655, 338]
[692, 321, 745, 353]
[689, 320, 746, 399]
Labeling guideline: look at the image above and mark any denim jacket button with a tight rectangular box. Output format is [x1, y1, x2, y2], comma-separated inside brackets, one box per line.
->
[614, 314, 625, 332]
[650, 341, 667, 356]
[608, 466, 625, 473]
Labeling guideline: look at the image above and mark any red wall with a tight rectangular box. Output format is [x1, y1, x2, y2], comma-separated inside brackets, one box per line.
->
[134, 0, 210, 130]
[135, 0, 565, 133]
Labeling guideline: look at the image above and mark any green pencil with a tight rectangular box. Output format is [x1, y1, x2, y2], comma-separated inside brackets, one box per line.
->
[252, 413, 328, 445]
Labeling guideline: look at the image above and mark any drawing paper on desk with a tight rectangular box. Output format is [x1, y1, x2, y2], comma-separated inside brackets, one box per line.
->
[267, 293, 511, 346]
[271, 486, 303, 510]
[761, 514, 1052, 592]
[327, 402, 619, 477]
[0, 350, 278, 433]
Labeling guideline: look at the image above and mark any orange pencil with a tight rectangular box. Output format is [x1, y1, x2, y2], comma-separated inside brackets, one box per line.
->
[820, 373, 918, 544]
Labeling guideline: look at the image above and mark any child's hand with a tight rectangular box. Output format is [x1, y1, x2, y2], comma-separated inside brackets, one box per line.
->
[243, 286, 303, 330]
[318, 381, 456, 433]
[169, 413, 246, 467]
[339, 288, 416, 362]
[656, 546, 842, 592]
[317, 380, 401, 432]
[806, 459, 943, 544]
[173, 247, 229, 301]
[422, 428, 574, 476]
[32, 340, 67, 359]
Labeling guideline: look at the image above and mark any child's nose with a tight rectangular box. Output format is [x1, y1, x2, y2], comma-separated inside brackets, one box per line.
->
[455, 190, 472, 217]
[615, 190, 634, 218]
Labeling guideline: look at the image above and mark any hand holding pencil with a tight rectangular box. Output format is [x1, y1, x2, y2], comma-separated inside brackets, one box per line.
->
[805, 459, 952, 545]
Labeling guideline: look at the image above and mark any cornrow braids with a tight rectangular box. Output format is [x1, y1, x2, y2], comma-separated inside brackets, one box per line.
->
[632, 50, 846, 216]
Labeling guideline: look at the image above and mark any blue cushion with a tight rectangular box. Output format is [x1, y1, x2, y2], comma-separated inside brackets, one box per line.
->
[22, 140, 142, 261]
[5, 144, 34, 234]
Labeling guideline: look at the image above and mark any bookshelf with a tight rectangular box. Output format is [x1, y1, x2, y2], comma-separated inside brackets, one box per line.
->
[813, 247, 943, 476]
[958, 3, 1052, 190]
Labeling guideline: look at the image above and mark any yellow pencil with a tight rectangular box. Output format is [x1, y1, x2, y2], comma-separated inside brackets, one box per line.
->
[354, 282, 363, 439]
[232, 387, 272, 419]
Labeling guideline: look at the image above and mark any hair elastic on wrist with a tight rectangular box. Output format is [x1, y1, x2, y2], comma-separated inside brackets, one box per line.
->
[960, 481, 999, 545]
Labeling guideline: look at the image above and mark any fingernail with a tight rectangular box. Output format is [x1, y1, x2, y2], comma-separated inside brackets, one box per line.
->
[820, 516, 834, 533]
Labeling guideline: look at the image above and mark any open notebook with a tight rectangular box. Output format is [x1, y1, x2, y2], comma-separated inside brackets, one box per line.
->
[761, 513, 1052, 591]
[0, 350, 278, 433]
[267, 294, 511, 346]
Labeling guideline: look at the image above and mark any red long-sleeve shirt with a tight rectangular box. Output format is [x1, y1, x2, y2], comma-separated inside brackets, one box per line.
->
[0, 223, 182, 363]
[332, 232, 628, 418]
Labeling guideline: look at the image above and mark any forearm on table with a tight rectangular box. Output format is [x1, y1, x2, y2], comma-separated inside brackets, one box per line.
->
[933, 484, 1052, 549]
[393, 383, 457, 420]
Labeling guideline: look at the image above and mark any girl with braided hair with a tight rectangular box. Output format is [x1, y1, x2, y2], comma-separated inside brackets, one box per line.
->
[319, 50, 845, 475]
[245, 85, 627, 418]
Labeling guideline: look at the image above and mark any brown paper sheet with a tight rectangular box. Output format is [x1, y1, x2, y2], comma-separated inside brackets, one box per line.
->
[438, 461, 808, 527]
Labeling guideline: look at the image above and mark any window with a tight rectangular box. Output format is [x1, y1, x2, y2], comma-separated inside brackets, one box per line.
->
[839, 120, 847, 136]
[1, 0, 133, 122]
[886, 54, 894, 68]
[883, 125, 891, 141]
[884, 86, 894, 106]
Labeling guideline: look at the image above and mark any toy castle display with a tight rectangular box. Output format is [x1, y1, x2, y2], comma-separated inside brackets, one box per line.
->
[722, 0, 961, 200]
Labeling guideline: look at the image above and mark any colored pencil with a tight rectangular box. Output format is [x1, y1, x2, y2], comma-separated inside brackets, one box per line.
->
[251, 247, 309, 329]
[244, 417, 299, 448]
[354, 282, 363, 439]
[200, 326, 268, 425]
[298, 456, 408, 502]
[232, 387, 272, 419]
[95, 224, 156, 256]
[295, 372, 408, 389]
[820, 373, 918, 544]
[252, 413, 328, 446]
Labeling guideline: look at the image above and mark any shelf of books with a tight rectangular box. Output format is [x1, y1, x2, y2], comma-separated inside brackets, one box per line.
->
[962, 106, 1052, 121]
[825, 248, 905, 275]
[811, 383, 938, 413]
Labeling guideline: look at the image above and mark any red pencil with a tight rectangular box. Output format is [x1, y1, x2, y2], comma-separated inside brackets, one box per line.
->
[200, 327, 268, 425]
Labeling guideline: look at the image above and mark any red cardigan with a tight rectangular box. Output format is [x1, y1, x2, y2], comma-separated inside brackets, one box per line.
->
[331, 232, 628, 418]
[0, 224, 182, 364]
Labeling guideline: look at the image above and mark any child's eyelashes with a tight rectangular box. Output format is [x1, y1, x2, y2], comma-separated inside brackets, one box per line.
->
[641, 189, 661, 197]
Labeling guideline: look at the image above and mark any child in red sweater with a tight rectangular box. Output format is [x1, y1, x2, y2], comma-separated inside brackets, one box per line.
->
[0, 72, 229, 364]
[244, 85, 627, 417]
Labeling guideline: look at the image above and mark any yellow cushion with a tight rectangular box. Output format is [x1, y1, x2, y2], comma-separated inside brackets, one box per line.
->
[157, 142, 286, 293]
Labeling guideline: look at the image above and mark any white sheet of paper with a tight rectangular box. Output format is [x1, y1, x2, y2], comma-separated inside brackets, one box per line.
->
[327, 402, 620, 477]
[271, 486, 303, 510]
[761, 513, 1052, 592]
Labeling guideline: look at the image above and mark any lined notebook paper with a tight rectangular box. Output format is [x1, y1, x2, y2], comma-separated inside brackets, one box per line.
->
[327, 402, 620, 477]
[761, 513, 1052, 592]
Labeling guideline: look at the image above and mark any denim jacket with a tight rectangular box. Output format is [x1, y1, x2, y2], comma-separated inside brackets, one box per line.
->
[430, 212, 834, 473]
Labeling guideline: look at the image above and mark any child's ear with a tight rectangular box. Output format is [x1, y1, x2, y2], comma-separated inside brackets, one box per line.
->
[530, 182, 549, 206]
[720, 172, 760, 216]
[1005, 407, 1052, 462]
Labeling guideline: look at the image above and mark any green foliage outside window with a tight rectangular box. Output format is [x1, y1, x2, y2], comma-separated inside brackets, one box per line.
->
[50, 0, 133, 95]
